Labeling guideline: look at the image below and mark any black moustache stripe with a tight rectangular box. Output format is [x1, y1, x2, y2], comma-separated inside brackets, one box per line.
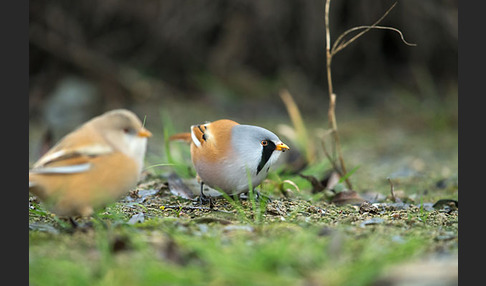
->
[257, 140, 276, 175]
[197, 125, 207, 141]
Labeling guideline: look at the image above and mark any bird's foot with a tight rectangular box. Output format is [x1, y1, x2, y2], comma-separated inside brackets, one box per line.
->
[198, 192, 214, 209]
[241, 190, 272, 203]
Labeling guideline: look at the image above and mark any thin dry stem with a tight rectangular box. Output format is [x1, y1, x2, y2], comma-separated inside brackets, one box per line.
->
[282, 180, 301, 193]
[325, 0, 333, 98]
[320, 137, 340, 176]
[318, 128, 337, 170]
[325, 0, 331, 52]
[332, 2, 397, 54]
[323, 0, 415, 191]
[329, 95, 352, 189]
[387, 177, 398, 203]
[331, 2, 415, 56]
[325, 0, 352, 190]
[333, 25, 416, 56]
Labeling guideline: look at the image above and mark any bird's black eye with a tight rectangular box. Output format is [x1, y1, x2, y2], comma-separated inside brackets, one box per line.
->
[123, 127, 133, 134]
[261, 140, 268, 146]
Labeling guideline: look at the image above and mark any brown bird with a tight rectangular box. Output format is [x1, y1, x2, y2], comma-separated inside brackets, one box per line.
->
[29, 109, 152, 218]
[170, 119, 289, 202]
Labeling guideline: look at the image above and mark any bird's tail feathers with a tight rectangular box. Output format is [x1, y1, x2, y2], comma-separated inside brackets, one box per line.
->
[169, 132, 192, 143]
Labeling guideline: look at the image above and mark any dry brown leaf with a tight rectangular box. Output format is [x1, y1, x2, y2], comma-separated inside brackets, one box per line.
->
[331, 190, 365, 206]
[167, 172, 197, 200]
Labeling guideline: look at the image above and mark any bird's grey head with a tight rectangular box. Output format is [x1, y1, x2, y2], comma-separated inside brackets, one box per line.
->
[231, 124, 284, 175]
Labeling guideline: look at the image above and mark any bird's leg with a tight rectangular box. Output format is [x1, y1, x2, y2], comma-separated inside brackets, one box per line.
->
[69, 217, 79, 229]
[240, 189, 258, 202]
[67, 216, 99, 233]
[65, 216, 89, 234]
[254, 188, 261, 201]
[255, 187, 272, 203]
[209, 195, 214, 209]
[199, 182, 211, 206]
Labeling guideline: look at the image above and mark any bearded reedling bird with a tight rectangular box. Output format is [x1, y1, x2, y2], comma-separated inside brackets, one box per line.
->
[29, 109, 152, 219]
[170, 119, 289, 203]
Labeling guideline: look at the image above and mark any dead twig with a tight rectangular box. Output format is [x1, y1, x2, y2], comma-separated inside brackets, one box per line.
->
[325, 0, 352, 190]
[331, 2, 416, 56]
[320, 135, 341, 177]
[323, 0, 415, 191]
[333, 25, 416, 56]
[387, 177, 398, 203]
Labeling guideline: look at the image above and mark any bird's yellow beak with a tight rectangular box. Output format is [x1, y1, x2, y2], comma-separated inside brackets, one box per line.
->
[275, 142, 290, 152]
[138, 128, 152, 138]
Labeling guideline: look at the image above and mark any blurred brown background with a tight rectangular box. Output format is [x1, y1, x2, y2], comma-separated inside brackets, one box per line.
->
[28, 0, 458, 164]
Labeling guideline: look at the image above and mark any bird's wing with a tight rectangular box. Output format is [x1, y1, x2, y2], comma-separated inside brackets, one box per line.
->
[31, 143, 114, 174]
[29, 162, 93, 174]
